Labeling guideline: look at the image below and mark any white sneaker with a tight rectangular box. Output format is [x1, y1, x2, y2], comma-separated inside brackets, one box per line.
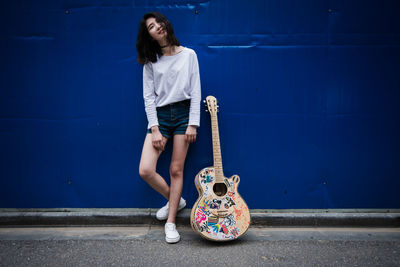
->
[165, 222, 180, 243]
[156, 197, 186, 221]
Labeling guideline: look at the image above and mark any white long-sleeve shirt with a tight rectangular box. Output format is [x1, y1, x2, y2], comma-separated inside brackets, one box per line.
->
[143, 47, 201, 130]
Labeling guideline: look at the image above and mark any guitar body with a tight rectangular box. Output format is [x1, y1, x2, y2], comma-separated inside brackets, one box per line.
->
[190, 166, 251, 241]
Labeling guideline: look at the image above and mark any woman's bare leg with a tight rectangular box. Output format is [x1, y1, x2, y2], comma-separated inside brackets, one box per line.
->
[167, 134, 189, 223]
[139, 133, 170, 199]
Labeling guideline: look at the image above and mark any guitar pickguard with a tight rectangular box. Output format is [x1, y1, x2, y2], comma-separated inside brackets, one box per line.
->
[191, 167, 250, 241]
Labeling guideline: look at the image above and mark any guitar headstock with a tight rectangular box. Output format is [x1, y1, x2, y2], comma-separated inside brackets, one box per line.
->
[204, 95, 219, 115]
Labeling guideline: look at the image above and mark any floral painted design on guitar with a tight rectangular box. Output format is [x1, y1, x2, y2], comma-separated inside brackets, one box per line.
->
[191, 167, 250, 241]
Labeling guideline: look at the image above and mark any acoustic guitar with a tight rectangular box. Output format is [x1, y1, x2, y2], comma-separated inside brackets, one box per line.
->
[190, 95, 251, 241]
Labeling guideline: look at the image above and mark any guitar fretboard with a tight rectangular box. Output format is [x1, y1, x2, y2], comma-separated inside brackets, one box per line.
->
[210, 113, 225, 183]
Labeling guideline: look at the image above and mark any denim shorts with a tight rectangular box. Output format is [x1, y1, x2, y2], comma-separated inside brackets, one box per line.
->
[147, 99, 190, 139]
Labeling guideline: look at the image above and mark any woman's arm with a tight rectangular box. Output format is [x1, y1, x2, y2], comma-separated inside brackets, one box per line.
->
[143, 62, 159, 130]
[188, 51, 201, 127]
[185, 51, 201, 144]
[143, 63, 166, 150]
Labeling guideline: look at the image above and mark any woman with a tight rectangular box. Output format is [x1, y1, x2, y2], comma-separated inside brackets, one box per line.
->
[136, 12, 201, 244]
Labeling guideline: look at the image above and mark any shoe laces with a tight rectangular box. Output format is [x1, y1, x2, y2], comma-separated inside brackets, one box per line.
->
[165, 223, 176, 231]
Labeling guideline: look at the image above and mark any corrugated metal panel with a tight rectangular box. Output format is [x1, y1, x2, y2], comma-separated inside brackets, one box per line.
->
[0, 0, 399, 208]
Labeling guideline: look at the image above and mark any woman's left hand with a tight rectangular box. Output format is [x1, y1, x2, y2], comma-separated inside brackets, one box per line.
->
[185, 125, 197, 143]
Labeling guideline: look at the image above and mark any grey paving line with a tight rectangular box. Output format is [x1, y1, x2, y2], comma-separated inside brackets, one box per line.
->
[0, 226, 399, 242]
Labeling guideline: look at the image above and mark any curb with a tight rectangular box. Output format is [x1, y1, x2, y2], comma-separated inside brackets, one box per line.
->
[1, 209, 399, 227]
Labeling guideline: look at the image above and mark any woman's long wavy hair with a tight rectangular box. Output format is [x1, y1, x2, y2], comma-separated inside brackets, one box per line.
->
[136, 12, 180, 65]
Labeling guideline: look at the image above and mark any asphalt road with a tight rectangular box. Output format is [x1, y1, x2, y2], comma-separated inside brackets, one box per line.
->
[0, 226, 399, 266]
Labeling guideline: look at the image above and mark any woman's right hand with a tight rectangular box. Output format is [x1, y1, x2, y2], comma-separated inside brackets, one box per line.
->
[151, 126, 165, 151]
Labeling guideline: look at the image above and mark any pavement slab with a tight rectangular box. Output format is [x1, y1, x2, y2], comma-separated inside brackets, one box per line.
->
[0, 226, 399, 266]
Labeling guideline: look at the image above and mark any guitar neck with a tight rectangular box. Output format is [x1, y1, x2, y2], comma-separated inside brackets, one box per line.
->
[210, 113, 225, 182]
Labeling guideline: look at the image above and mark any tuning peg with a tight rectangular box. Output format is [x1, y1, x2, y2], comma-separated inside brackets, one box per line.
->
[205, 110, 208, 112]
[203, 100, 206, 103]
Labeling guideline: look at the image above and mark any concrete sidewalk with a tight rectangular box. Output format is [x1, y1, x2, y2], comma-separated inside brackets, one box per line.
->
[1, 225, 400, 242]
[1, 208, 399, 227]
[0, 225, 399, 266]
[2, 208, 399, 266]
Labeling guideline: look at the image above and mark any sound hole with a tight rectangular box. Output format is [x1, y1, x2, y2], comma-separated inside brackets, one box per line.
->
[213, 183, 227, 196]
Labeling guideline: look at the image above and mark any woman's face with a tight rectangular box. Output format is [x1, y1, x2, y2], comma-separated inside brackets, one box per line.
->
[145, 17, 167, 42]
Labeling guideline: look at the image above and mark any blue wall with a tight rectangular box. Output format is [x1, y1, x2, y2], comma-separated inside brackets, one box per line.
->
[1, 0, 399, 209]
